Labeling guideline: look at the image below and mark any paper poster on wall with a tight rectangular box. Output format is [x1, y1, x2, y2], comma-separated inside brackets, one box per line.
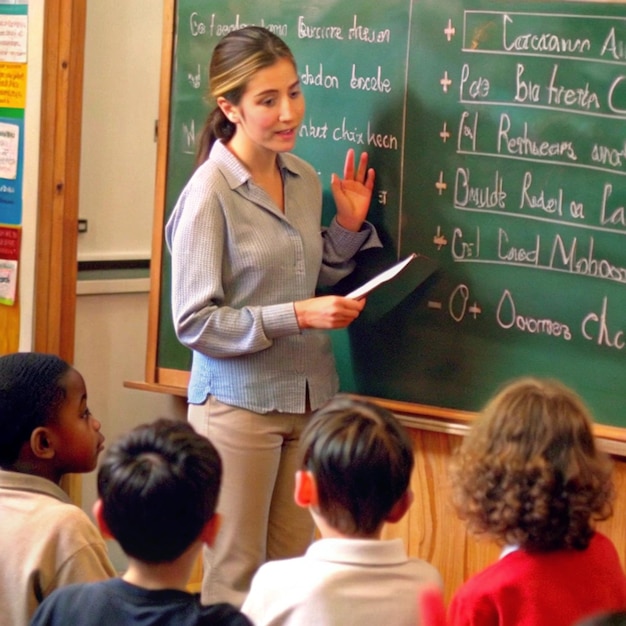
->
[0, 2, 25, 312]
[0, 258, 17, 305]
[0, 62, 26, 108]
[0, 224, 19, 306]
[0, 8, 27, 63]
[0, 116, 23, 224]
[0, 120, 19, 178]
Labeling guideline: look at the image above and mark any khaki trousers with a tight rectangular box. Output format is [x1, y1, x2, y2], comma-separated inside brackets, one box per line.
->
[188, 397, 315, 608]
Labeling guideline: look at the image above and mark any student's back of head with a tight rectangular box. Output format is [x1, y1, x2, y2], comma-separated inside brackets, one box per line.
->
[449, 376, 613, 552]
[97, 418, 222, 563]
[299, 394, 414, 535]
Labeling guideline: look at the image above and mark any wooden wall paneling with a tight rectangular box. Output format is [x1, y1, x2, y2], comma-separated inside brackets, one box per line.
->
[0, 296, 19, 354]
[35, 0, 85, 362]
[145, 0, 174, 384]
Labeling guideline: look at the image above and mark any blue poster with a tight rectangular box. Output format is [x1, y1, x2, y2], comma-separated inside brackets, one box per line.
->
[0, 115, 23, 225]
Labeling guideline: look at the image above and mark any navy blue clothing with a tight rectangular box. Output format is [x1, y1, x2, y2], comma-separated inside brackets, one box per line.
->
[29, 578, 252, 626]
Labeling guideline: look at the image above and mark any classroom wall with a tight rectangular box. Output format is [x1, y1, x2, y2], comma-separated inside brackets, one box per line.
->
[78, 0, 162, 262]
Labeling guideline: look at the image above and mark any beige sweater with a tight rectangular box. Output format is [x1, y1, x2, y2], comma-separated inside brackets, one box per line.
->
[0, 470, 116, 626]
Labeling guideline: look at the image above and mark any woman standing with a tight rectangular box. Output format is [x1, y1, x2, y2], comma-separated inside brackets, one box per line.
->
[166, 26, 381, 608]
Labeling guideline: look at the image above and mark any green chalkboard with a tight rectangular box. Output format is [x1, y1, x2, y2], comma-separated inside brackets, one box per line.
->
[154, 0, 626, 429]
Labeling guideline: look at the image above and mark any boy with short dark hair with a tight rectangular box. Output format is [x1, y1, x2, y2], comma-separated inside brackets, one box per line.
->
[241, 395, 443, 626]
[0, 352, 115, 626]
[31, 418, 252, 626]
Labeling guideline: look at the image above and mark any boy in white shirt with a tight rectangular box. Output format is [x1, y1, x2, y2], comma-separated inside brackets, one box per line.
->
[242, 395, 443, 626]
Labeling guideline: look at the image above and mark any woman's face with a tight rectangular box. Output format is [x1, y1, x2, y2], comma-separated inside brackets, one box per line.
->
[227, 57, 305, 155]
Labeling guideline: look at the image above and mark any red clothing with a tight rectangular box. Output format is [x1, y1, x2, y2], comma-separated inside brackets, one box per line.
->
[449, 532, 626, 626]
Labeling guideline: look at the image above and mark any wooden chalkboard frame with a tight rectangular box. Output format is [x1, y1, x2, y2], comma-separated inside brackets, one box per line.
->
[134, 0, 626, 446]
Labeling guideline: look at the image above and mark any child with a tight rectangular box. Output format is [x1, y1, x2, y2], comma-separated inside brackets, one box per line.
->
[241, 395, 443, 625]
[30, 418, 253, 626]
[448, 377, 626, 626]
[0, 352, 115, 625]
[575, 612, 626, 626]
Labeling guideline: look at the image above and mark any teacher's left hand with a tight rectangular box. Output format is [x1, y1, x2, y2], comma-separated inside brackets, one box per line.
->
[331, 149, 376, 232]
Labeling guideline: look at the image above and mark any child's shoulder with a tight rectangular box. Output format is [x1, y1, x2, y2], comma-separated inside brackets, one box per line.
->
[0, 471, 101, 539]
[199, 602, 253, 626]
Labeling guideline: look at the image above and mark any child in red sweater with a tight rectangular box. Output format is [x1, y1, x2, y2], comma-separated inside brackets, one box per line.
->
[447, 377, 626, 626]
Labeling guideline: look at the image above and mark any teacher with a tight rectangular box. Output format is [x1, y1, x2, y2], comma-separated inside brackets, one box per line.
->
[165, 25, 381, 607]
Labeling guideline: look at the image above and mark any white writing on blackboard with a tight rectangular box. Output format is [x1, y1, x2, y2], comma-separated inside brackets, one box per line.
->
[350, 65, 392, 92]
[549, 235, 626, 282]
[190, 13, 288, 38]
[591, 141, 626, 168]
[519, 172, 585, 219]
[599, 27, 626, 60]
[601, 183, 626, 228]
[296, 15, 391, 43]
[299, 118, 397, 150]
[502, 15, 591, 55]
[298, 16, 343, 40]
[496, 289, 573, 340]
[301, 64, 339, 89]
[497, 114, 578, 160]
[498, 228, 540, 264]
[348, 15, 391, 43]
[582, 296, 625, 349]
[455, 168, 506, 209]
[515, 64, 600, 110]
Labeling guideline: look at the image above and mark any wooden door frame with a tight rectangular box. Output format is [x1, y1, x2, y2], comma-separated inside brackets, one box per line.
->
[35, 0, 85, 362]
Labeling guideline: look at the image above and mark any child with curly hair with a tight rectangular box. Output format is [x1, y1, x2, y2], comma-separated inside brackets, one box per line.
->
[448, 377, 626, 626]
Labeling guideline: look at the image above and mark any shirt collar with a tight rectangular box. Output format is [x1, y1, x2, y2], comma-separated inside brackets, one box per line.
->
[208, 140, 305, 189]
[306, 537, 409, 566]
[500, 544, 520, 559]
[0, 468, 71, 503]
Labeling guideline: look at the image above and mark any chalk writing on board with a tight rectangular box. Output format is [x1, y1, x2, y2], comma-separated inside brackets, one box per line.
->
[159, 0, 626, 426]
[421, 8, 626, 363]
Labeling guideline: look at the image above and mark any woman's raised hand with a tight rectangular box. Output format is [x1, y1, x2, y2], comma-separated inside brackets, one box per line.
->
[330, 149, 376, 232]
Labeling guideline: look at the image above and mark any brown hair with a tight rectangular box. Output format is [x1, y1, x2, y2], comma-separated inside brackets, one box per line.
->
[195, 26, 296, 166]
[450, 377, 613, 551]
[300, 395, 414, 535]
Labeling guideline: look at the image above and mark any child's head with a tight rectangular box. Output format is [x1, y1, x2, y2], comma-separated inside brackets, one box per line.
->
[298, 395, 414, 536]
[197, 26, 297, 163]
[575, 612, 626, 626]
[96, 418, 222, 563]
[0, 352, 103, 477]
[450, 377, 613, 552]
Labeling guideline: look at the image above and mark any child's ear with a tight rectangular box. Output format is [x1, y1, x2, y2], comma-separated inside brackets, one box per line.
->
[386, 489, 414, 524]
[294, 470, 318, 508]
[92, 499, 114, 539]
[30, 427, 55, 460]
[199, 513, 222, 548]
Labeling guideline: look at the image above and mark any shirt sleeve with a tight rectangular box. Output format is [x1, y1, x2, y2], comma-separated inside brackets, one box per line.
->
[318, 217, 382, 287]
[166, 178, 301, 359]
[448, 591, 498, 626]
[44, 510, 116, 597]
